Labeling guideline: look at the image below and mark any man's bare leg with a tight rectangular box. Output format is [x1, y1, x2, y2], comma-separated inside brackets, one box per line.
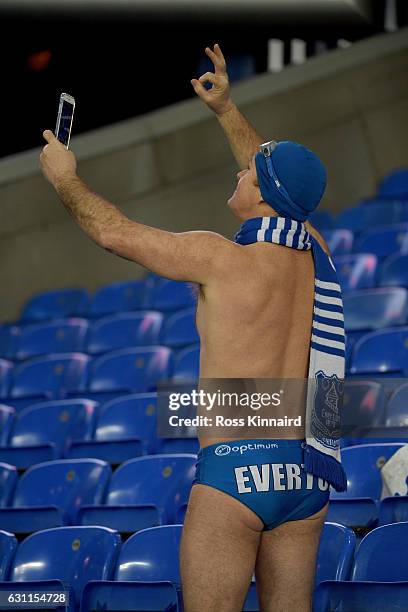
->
[180, 484, 263, 612]
[255, 503, 328, 612]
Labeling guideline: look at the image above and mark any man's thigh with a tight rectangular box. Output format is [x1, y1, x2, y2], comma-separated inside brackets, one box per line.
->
[180, 483, 263, 612]
[255, 503, 328, 612]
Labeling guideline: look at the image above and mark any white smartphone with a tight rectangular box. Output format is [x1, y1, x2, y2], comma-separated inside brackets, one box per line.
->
[55, 92, 75, 148]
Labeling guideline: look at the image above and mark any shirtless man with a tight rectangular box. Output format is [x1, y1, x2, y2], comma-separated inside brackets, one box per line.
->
[39, 43, 335, 612]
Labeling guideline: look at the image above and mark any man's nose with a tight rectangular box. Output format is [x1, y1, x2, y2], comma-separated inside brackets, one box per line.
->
[237, 169, 246, 180]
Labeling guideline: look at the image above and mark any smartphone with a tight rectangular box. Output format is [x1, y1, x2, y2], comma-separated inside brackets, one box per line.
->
[55, 92, 75, 148]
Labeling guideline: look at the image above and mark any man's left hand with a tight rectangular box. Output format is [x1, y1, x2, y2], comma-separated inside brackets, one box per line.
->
[40, 130, 77, 187]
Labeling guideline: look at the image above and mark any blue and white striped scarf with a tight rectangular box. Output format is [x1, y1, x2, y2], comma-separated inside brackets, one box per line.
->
[234, 216, 347, 492]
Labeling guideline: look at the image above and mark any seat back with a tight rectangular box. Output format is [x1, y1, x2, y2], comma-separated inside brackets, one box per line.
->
[321, 229, 353, 255]
[378, 169, 408, 199]
[10, 526, 121, 605]
[0, 463, 17, 507]
[315, 522, 356, 584]
[0, 405, 15, 445]
[21, 289, 88, 322]
[331, 443, 404, 500]
[15, 319, 89, 361]
[95, 393, 157, 448]
[350, 328, 408, 375]
[333, 254, 377, 292]
[0, 530, 18, 580]
[386, 383, 408, 425]
[87, 312, 163, 354]
[173, 344, 200, 382]
[379, 253, 408, 288]
[10, 400, 97, 455]
[11, 353, 90, 399]
[89, 347, 173, 393]
[343, 288, 408, 332]
[106, 455, 196, 522]
[88, 280, 150, 317]
[336, 200, 408, 233]
[352, 522, 408, 581]
[0, 360, 13, 399]
[150, 280, 197, 312]
[115, 525, 182, 582]
[162, 308, 199, 348]
[13, 459, 111, 523]
[342, 381, 386, 434]
[353, 224, 408, 259]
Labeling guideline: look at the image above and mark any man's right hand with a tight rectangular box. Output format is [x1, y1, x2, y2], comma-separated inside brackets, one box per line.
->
[191, 43, 235, 116]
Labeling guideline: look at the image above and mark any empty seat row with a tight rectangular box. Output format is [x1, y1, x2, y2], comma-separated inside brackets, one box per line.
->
[19, 277, 197, 323]
[0, 345, 200, 407]
[0, 395, 199, 469]
[335, 252, 408, 292]
[0, 455, 195, 535]
[328, 443, 408, 530]
[314, 522, 408, 612]
[0, 521, 356, 612]
[323, 222, 408, 257]
[0, 379, 406, 472]
[1, 307, 199, 361]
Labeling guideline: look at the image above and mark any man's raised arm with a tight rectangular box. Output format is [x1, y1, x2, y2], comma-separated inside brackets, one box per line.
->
[191, 43, 264, 170]
[39, 130, 233, 285]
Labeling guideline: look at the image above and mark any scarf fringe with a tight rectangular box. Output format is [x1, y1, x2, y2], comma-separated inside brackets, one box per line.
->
[304, 444, 347, 492]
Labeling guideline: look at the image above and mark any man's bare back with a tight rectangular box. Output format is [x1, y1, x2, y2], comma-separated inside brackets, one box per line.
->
[196, 225, 328, 445]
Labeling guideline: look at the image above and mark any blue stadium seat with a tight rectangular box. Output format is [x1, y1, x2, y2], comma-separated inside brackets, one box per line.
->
[386, 383, 408, 426]
[15, 319, 89, 361]
[335, 200, 408, 234]
[150, 279, 197, 312]
[0, 526, 121, 612]
[314, 522, 408, 612]
[315, 522, 356, 583]
[81, 525, 183, 612]
[161, 308, 199, 348]
[379, 496, 408, 526]
[172, 344, 200, 382]
[0, 459, 111, 534]
[155, 437, 200, 455]
[0, 530, 17, 580]
[341, 381, 386, 440]
[333, 254, 377, 292]
[87, 311, 163, 354]
[69, 393, 157, 462]
[353, 224, 408, 259]
[0, 360, 13, 399]
[314, 581, 408, 612]
[0, 399, 98, 469]
[350, 328, 408, 376]
[20, 288, 89, 322]
[379, 252, 408, 288]
[84, 521, 356, 612]
[88, 280, 151, 317]
[343, 288, 408, 332]
[0, 405, 15, 445]
[0, 463, 17, 508]
[354, 522, 408, 580]
[378, 168, 408, 199]
[328, 443, 404, 528]
[0, 325, 19, 360]
[87, 347, 173, 398]
[321, 229, 353, 255]
[9, 353, 90, 402]
[309, 210, 334, 230]
[78, 454, 196, 532]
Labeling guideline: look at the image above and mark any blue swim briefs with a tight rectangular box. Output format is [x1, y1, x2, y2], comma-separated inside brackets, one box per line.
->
[194, 439, 330, 530]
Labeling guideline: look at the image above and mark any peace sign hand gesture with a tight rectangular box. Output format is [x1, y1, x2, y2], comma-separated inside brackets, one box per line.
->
[191, 43, 234, 116]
